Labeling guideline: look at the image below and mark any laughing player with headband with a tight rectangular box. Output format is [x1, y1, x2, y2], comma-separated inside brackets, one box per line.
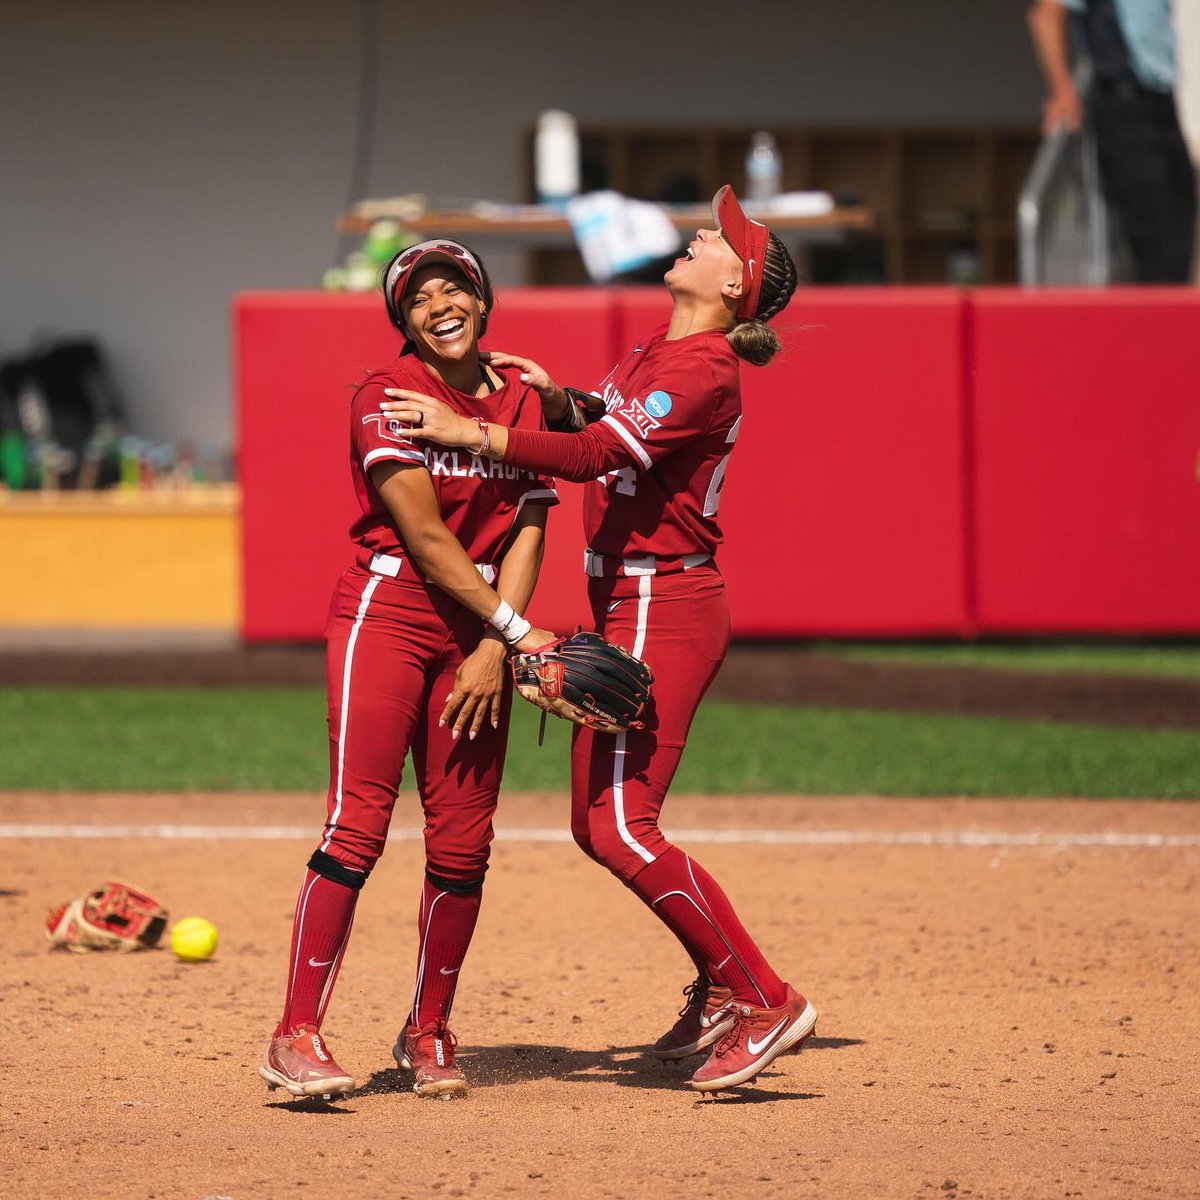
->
[259, 239, 557, 1101]
[380, 187, 817, 1092]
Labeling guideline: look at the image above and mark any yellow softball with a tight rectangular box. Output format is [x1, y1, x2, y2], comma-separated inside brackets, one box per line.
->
[170, 916, 219, 962]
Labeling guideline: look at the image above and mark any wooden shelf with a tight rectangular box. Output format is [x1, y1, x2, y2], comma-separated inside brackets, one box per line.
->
[338, 205, 872, 243]
[523, 124, 1039, 285]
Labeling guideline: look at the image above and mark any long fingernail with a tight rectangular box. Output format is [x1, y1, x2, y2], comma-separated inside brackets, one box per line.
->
[469, 731, 477, 741]
[438, 719, 445, 728]
[451, 730, 460, 741]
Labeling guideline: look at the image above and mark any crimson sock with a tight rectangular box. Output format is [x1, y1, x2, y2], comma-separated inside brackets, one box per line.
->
[409, 878, 482, 1028]
[627, 846, 787, 1009]
[274, 868, 359, 1037]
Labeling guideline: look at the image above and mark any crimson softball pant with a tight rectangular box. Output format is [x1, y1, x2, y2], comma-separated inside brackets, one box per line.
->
[571, 564, 729, 882]
[319, 565, 511, 883]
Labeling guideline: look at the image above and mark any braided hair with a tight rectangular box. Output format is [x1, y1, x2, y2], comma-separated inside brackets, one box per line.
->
[727, 232, 798, 366]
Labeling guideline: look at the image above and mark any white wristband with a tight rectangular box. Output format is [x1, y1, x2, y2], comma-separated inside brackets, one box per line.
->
[488, 600, 532, 646]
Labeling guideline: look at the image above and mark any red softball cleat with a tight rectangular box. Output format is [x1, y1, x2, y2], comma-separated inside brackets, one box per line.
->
[651, 978, 736, 1060]
[689, 984, 817, 1093]
[393, 1020, 468, 1099]
[258, 1024, 356, 1100]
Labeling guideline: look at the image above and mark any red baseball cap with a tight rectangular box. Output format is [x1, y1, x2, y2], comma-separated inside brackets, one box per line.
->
[712, 185, 770, 320]
[385, 238, 485, 319]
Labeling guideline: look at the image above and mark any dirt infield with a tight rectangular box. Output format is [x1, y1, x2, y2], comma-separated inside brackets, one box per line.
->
[4, 642, 1200, 728]
[4, 791, 1198, 1199]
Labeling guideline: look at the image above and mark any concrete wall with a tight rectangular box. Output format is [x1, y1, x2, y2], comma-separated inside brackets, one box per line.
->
[0, 1, 1043, 449]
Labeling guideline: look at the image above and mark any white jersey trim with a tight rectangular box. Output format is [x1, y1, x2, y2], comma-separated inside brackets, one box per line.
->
[611, 573, 655, 865]
[321, 574, 381, 853]
[601, 414, 653, 470]
[363, 446, 426, 468]
[515, 486, 560, 515]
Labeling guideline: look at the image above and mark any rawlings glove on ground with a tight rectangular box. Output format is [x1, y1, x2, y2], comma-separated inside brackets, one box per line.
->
[46, 881, 169, 952]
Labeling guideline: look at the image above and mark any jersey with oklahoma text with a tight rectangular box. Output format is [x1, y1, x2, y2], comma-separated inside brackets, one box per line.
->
[347, 355, 557, 572]
[583, 324, 741, 563]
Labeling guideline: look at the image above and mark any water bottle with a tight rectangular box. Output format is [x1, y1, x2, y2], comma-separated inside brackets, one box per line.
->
[745, 131, 782, 206]
[535, 110, 580, 208]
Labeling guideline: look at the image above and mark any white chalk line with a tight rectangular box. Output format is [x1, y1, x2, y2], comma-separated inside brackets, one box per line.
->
[0, 824, 1197, 848]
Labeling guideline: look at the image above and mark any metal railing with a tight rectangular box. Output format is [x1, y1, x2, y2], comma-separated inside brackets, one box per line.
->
[1018, 61, 1119, 286]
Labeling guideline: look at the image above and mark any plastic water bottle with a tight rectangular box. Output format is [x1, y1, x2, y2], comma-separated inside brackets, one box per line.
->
[535, 110, 580, 208]
[745, 131, 782, 205]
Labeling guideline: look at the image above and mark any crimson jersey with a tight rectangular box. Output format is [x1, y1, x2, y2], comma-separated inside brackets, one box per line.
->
[584, 324, 741, 562]
[348, 355, 557, 570]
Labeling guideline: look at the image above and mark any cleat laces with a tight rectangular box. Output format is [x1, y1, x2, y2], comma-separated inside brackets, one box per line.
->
[714, 1006, 755, 1057]
[677, 978, 706, 1019]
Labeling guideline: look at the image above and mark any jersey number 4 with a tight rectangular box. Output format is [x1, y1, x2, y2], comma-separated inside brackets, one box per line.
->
[602, 416, 740, 514]
[702, 416, 741, 518]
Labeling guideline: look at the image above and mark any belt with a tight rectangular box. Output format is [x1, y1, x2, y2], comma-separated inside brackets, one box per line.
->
[367, 551, 497, 585]
[583, 549, 712, 578]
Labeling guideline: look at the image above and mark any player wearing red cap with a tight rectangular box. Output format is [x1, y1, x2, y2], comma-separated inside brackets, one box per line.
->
[259, 239, 557, 1102]
[381, 187, 817, 1093]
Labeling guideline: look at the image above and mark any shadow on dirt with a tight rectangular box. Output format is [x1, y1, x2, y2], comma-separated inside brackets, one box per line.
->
[355, 1035, 860, 1099]
[261, 1095, 357, 1114]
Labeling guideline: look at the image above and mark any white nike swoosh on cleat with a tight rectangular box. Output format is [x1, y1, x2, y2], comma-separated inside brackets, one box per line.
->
[308, 957, 335, 968]
[746, 1017, 789, 1056]
[439, 966, 460, 976]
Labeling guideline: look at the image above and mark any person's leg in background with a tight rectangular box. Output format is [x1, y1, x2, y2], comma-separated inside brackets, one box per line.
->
[1095, 83, 1197, 282]
[1158, 91, 1198, 280]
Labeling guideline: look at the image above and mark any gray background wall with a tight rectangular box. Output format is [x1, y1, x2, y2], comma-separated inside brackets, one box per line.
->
[1, 1, 1048, 449]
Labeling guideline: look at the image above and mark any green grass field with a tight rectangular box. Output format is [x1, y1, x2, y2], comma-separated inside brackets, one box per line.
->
[1, 686, 1197, 798]
[817, 640, 1200, 679]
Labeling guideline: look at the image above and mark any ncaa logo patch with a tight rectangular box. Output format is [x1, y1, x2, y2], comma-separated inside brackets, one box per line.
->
[644, 390, 672, 419]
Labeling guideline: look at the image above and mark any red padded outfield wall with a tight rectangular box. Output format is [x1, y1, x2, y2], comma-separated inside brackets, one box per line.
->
[237, 288, 970, 641]
[237, 287, 1200, 642]
[970, 290, 1200, 633]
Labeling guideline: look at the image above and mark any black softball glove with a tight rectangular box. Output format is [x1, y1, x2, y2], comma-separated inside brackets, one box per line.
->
[511, 631, 654, 734]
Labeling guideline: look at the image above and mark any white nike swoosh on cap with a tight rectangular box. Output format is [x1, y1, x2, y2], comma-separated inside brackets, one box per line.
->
[747, 258, 757, 278]
[746, 1016, 789, 1055]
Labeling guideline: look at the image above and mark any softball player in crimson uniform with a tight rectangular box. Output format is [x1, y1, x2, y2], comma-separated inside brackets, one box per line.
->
[259, 239, 557, 1102]
[381, 187, 815, 1093]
